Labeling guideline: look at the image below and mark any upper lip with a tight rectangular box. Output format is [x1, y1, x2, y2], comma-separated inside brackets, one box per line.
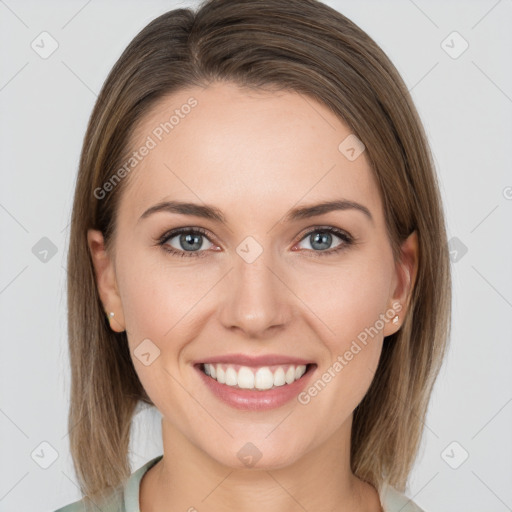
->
[194, 353, 315, 367]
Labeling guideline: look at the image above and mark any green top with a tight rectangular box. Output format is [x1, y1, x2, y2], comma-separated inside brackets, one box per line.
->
[54, 455, 425, 512]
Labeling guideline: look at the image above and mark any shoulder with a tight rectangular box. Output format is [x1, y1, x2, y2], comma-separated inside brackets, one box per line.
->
[53, 456, 163, 512]
[379, 483, 426, 512]
[53, 487, 124, 512]
[53, 502, 84, 512]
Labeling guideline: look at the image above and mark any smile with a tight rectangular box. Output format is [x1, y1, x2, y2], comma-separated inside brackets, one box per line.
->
[201, 363, 309, 391]
[194, 359, 317, 411]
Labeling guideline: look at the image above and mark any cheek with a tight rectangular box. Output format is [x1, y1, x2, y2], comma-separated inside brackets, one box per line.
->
[114, 255, 193, 418]
[115, 247, 218, 396]
[294, 252, 393, 349]
[293, 254, 392, 414]
[116, 246, 211, 341]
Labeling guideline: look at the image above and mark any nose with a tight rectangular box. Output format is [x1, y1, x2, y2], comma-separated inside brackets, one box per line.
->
[217, 246, 293, 338]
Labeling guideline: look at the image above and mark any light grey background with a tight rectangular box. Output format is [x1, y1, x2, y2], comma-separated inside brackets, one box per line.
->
[1, 0, 511, 511]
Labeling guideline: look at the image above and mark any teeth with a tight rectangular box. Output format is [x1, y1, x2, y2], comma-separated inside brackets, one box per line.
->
[273, 367, 286, 387]
[202, 363, 308, 390]
[238, 366, 255, 389]
[225, 367, 237, 386]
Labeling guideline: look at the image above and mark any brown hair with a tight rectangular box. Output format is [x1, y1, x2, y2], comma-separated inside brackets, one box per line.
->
[66, 0, 451, 501]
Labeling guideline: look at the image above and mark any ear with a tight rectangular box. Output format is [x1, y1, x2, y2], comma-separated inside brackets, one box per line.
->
[87, 229, 126, 333]
[383, 230, 419, 337]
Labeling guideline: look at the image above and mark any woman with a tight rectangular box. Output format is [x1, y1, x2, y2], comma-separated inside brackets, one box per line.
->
[56, 0, 451, 510]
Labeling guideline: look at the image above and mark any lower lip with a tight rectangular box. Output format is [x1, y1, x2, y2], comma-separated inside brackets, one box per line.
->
[195, 364, 316, 411]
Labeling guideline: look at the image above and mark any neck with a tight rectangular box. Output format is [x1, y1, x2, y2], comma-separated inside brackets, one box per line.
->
[140, 416, 382, 512]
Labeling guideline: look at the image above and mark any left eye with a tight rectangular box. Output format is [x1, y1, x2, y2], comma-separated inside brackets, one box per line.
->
[294, 227, 352, 254]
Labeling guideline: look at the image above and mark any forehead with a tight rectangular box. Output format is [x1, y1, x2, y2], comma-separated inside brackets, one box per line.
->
[118, 82, 383, 227]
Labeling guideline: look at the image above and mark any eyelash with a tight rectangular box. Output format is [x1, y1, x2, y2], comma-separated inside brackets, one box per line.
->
[155, 226, 355, 259]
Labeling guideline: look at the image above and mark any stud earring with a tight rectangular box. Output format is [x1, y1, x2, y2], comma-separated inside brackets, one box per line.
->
[392, 315, 399, 325]
[106, 311, 126, 333]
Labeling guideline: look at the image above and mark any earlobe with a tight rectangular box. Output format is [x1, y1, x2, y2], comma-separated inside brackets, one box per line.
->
[87, 229, 126, 333]
[384, 230, 419, 336]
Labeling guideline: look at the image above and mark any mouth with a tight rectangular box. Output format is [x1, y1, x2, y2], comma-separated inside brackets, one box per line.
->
[196, 362, 316, 391]
[193, 358, 317, 411]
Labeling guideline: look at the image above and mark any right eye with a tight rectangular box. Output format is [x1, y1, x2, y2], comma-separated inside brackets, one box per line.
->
[158, 227, 215, 258]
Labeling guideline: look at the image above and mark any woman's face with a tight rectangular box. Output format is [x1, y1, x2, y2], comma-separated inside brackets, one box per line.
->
[89, 82, 415, 469]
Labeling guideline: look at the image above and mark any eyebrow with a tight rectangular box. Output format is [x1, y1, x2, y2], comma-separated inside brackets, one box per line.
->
[138, 199, 373, 225]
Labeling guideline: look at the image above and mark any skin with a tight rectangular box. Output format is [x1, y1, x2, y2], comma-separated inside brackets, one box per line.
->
[88, 82, 418, 512]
